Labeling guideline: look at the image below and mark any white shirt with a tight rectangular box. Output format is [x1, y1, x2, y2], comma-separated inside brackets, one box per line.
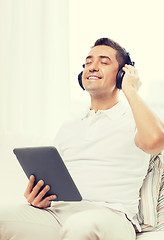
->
[54, 102, 150, 231]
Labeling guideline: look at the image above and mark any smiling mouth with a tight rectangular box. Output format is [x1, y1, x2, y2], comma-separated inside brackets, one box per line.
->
[87, 76, 102, 80]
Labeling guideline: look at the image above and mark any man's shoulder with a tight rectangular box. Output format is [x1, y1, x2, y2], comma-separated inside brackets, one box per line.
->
[120, 101, 133, 118]
[109, 101, 134, 122]
[116, 102, 136, 131]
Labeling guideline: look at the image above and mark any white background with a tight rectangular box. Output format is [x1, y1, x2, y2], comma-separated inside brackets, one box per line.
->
[0, 0, 164, 205]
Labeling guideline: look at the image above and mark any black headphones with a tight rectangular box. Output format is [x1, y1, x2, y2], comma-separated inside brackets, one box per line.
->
[78, 51, 135, 90]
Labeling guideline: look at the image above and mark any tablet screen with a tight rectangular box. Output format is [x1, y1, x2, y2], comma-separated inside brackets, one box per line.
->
[13, 146, 82, 201]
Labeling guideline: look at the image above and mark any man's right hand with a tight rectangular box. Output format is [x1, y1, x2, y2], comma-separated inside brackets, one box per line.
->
[24, 175, 57, 208]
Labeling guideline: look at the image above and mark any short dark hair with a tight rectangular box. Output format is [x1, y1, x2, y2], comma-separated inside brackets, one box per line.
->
[93, 38, 129, 69]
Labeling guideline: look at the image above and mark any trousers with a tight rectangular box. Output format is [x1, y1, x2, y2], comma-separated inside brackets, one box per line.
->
[0, 201, 136, 240]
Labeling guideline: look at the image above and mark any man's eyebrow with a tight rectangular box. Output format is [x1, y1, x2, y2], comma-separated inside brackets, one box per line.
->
[85, 55, 111, 61]
[99, 55, 111, 61]
[86, 55, 92, 60]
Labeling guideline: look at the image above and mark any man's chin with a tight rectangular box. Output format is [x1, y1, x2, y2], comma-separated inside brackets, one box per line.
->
[85, 87, 105, 97]
[84, 83, 100, 91]
[84, 86, 99, 93]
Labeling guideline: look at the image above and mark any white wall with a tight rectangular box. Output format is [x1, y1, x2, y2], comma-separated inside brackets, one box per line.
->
[0, 0, 70, 204]
[69, 0, 164, 119]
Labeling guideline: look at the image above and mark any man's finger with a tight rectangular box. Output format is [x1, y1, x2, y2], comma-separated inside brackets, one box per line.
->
[31, 186, 56, 208]
[24, 175, 35, 197]
[26, 180, 44, 203]
[41, 195, 57, 208]
[33, 185, 51, 203]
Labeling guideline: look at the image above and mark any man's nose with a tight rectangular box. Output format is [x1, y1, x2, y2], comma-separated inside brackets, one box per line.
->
[89, 62, 99, 72]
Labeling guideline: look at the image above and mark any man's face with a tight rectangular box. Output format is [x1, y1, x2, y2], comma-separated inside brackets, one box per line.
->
[82, 45, 119, 96]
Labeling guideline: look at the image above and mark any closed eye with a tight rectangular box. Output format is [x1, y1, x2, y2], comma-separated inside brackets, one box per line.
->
[86, 62, 92, 65]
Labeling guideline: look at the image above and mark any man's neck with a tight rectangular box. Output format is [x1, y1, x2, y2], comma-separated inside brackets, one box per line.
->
[90, 95, 119, 113]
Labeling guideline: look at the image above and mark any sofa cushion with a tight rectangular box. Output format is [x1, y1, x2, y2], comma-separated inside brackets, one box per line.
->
[139, 171, 164, 232]
[137, 153, 163, 227]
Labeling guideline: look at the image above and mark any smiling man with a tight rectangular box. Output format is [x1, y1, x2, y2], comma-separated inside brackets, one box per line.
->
[0, 38, 164, 240]
[83, 46, 119, 102]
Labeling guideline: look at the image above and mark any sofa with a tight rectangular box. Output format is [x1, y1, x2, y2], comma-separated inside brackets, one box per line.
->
[136, 231, 164, 239]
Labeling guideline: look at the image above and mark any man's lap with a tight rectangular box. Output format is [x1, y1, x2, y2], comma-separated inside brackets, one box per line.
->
[0, 201, 136, 240]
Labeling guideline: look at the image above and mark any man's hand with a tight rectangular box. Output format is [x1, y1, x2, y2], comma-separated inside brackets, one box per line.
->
[121, 64, 141, 94]
[24, 175, 56, 208]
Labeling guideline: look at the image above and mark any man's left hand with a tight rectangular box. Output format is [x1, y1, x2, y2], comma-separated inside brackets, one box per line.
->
[121, 64, 141, 94]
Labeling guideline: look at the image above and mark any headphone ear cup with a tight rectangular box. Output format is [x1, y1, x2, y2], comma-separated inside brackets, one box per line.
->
[116, 51, 135, 89]
[78, 71, 85, 90]
[116, 69, 125, 89]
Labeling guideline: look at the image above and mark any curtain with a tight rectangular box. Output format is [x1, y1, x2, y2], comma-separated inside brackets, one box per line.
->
[0, 0, 70, 203]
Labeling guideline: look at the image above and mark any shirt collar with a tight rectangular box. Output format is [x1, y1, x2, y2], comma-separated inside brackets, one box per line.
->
[81, 102, 127, 120]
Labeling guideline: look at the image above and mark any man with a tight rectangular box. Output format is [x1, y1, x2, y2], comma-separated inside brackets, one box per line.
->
[0, 38, 164, 240]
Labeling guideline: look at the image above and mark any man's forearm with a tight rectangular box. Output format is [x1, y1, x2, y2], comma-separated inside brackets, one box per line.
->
[124, 88, 164, 154]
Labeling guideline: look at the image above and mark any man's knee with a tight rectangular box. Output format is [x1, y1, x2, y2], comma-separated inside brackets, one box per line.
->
[61, 211, 103, 240]
[61, 209, 136, 240]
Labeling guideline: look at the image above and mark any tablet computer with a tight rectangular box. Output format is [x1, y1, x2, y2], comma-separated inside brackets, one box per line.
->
[13, 146, 82, 201]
